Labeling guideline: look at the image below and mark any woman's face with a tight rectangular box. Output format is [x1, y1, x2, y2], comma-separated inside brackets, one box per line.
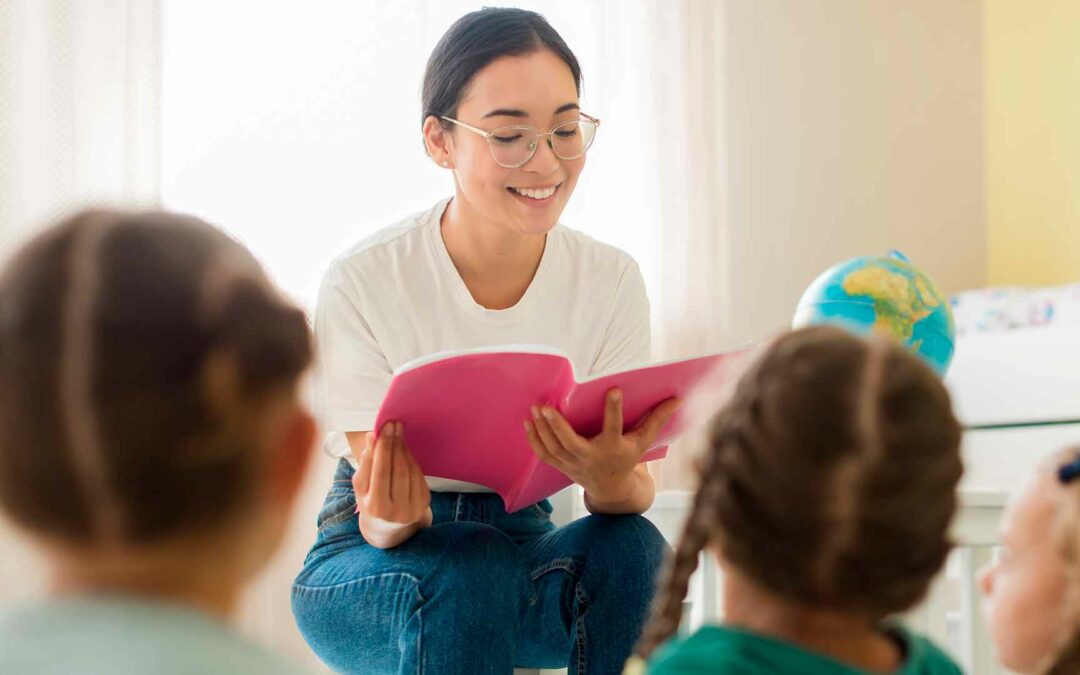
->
[440, 49, 586, 237]
[979, 465, 1073, 673]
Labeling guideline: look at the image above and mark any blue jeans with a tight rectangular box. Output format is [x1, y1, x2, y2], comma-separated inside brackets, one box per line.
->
[291, 460, 669, 674]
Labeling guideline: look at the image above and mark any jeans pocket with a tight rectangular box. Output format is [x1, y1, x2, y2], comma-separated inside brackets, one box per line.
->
[530, 499, 554, 519]
[317, 485, 358, 533]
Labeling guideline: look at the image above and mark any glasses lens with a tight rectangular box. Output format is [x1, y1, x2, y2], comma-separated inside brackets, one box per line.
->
[551, 120, 597, 160]
[488, 126, 539, 168]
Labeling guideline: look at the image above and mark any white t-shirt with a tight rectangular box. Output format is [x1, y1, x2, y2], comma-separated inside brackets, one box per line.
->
[315, 199, 651, 492]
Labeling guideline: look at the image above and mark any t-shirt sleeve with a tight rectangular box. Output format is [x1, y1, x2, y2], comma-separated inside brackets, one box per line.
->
[314, 262, 392, 435]
[589, 259, 652, 376]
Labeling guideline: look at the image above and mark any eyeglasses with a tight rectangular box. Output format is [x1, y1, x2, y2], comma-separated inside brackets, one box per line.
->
[440, 113, 600, 169]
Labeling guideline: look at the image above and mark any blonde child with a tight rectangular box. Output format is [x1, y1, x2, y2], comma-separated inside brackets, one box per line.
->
[980, 445, 1080, 674]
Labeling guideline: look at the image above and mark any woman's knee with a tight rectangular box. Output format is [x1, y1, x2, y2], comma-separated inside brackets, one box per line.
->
[420, 522, 532, 604]
[573, 514, 670, 575]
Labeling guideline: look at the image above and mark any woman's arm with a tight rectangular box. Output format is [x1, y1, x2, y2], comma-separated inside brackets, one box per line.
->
[583, 463, 656, 515]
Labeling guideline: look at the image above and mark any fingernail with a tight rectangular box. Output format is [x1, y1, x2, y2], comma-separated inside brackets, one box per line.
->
[610, 390, 622, 403]
[542, 407, 554, 420]
[524, 420, 532, 433]
[396, 422, 403, 436]
[531, 406, 541, 420]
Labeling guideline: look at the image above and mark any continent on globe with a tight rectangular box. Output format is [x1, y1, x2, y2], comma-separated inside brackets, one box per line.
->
[793, 251, 956, 375]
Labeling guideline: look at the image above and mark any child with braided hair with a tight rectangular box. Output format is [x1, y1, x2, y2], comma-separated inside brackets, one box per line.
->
[0, 210, 317, 674]
[979, 446, 1080, 675]
[629, 326, 965, 674]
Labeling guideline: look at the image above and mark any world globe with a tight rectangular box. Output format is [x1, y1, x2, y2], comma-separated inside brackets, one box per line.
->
[793, 251, 956, 374]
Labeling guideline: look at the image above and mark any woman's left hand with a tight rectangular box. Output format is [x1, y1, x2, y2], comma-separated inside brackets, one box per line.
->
[523, 389, 682, 504]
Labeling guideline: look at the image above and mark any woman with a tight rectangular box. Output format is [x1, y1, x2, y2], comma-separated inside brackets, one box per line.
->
[292, 8, 675, 673]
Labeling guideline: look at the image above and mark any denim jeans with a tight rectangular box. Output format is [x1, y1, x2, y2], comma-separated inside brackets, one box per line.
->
[291, 460, 669, 674]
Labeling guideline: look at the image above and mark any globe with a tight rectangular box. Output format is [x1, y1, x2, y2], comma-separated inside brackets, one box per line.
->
[792, 251, 956, 374]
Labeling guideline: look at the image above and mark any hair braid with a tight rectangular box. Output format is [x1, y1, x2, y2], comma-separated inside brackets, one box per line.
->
[59, 214, 125, 543]
[635, 423, 730, 659]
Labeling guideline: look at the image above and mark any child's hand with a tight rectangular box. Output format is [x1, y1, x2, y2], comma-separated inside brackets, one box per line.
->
[523, 390, 681, 505]
[352, 422, 431, 544]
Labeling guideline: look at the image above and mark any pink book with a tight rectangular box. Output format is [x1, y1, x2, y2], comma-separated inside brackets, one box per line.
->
[374, 346, 749, 512]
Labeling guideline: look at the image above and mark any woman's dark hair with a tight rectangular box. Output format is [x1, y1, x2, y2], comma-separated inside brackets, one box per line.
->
[421, 7, 582, 133]
[0, 209, 312, 547]
[636, 326, 964, 658]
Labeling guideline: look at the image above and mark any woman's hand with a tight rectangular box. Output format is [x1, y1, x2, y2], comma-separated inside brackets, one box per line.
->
[523, 390, 681, 510]
[349, 422, 432, 549]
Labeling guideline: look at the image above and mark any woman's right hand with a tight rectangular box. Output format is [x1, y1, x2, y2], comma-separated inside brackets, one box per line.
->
[347, 423, 432, 549]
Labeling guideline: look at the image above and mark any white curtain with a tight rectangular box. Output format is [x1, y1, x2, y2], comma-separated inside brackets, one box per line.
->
[0, 0, 160, 257]
[0, 0, 162, 603]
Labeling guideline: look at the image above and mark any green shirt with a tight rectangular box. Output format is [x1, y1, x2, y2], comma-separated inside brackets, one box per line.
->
[646, 624, 962, 675]
[0, 596, 310, 675]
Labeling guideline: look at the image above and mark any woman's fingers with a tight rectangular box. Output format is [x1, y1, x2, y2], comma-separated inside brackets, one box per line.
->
[353, 431, 375, 496]
[602, 389, 624, 438]
[370, 422, 394, 504]
[538, 407, 588, 458]
[525, 419, 568, 472]
[532, 407, 579, 464]
[390, 423, 409, 504]
[406, 448, 429, 509]
[630, 398, 683, 446]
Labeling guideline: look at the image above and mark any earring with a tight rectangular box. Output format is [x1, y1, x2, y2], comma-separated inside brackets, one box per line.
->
[442, 161, 450, 167]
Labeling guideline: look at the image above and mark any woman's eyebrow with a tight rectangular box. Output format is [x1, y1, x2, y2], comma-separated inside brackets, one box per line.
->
[482, 102, 580, 119]
[483, 108, 528, 119]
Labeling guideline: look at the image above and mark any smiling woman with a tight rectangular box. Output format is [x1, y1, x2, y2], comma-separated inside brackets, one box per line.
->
[289, 7, 673, 674]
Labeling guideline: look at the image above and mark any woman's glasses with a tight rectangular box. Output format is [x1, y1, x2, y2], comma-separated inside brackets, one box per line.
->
[440, 113, 600, 168]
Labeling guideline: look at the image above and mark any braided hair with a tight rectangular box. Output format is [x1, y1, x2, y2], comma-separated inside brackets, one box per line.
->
[0, 209, 312, 546]
[636, 326, 963, 658]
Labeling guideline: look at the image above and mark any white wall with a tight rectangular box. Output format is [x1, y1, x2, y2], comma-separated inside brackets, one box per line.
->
[718, 0, 986, 347]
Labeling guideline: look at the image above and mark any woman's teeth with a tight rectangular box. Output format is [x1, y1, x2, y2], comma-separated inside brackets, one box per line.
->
[510, 185, 558, 200]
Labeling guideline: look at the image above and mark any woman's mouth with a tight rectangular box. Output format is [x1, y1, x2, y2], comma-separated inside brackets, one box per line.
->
[507, 183, 561, 204]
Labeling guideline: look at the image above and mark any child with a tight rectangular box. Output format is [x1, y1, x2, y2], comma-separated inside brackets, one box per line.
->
[631, 326, 965, 674]
[979, 446, 1080, 674]
[0, 210, 317, 674]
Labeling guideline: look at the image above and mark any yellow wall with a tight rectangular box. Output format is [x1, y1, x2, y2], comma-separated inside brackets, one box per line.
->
[986, 0, 1080, 285]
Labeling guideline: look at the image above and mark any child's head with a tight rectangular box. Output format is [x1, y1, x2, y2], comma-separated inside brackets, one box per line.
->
[637, 326, 963, 657]
[0, 209, 315, 591]
[980, 447, 1080, 674]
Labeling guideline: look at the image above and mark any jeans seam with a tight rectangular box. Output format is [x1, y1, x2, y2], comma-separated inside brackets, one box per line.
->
[529, 558, 579, 581]
[317, 502, 357, 533]
[574, 581, 588, 673]
[292, 571, 421, 593]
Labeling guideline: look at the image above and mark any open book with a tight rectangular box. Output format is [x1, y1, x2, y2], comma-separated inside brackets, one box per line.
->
[373, 345, 748, 512]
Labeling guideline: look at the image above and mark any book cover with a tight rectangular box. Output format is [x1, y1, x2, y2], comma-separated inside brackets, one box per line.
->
[373, 345, 746, 512]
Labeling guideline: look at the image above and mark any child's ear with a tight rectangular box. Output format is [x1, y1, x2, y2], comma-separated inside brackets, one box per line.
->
[268, 406, 318, 508]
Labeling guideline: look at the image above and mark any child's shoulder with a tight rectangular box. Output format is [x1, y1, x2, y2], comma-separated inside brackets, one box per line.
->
[894, 626, 964, 675]
[644, 625, 809, 674]
[643, 624, 963, 675]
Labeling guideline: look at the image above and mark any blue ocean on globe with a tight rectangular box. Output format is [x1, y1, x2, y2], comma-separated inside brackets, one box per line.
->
[793, 251, 956, 374]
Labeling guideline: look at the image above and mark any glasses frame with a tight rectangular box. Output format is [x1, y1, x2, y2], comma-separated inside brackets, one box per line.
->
[440, 113, 601, 169]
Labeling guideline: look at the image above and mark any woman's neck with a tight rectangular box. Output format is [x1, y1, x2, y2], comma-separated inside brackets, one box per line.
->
[722, 567, 902, 673]
[440, 196, 547, 310]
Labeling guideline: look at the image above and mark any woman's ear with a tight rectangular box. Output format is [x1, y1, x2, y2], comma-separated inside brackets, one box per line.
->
[423, 115, 453, 169]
